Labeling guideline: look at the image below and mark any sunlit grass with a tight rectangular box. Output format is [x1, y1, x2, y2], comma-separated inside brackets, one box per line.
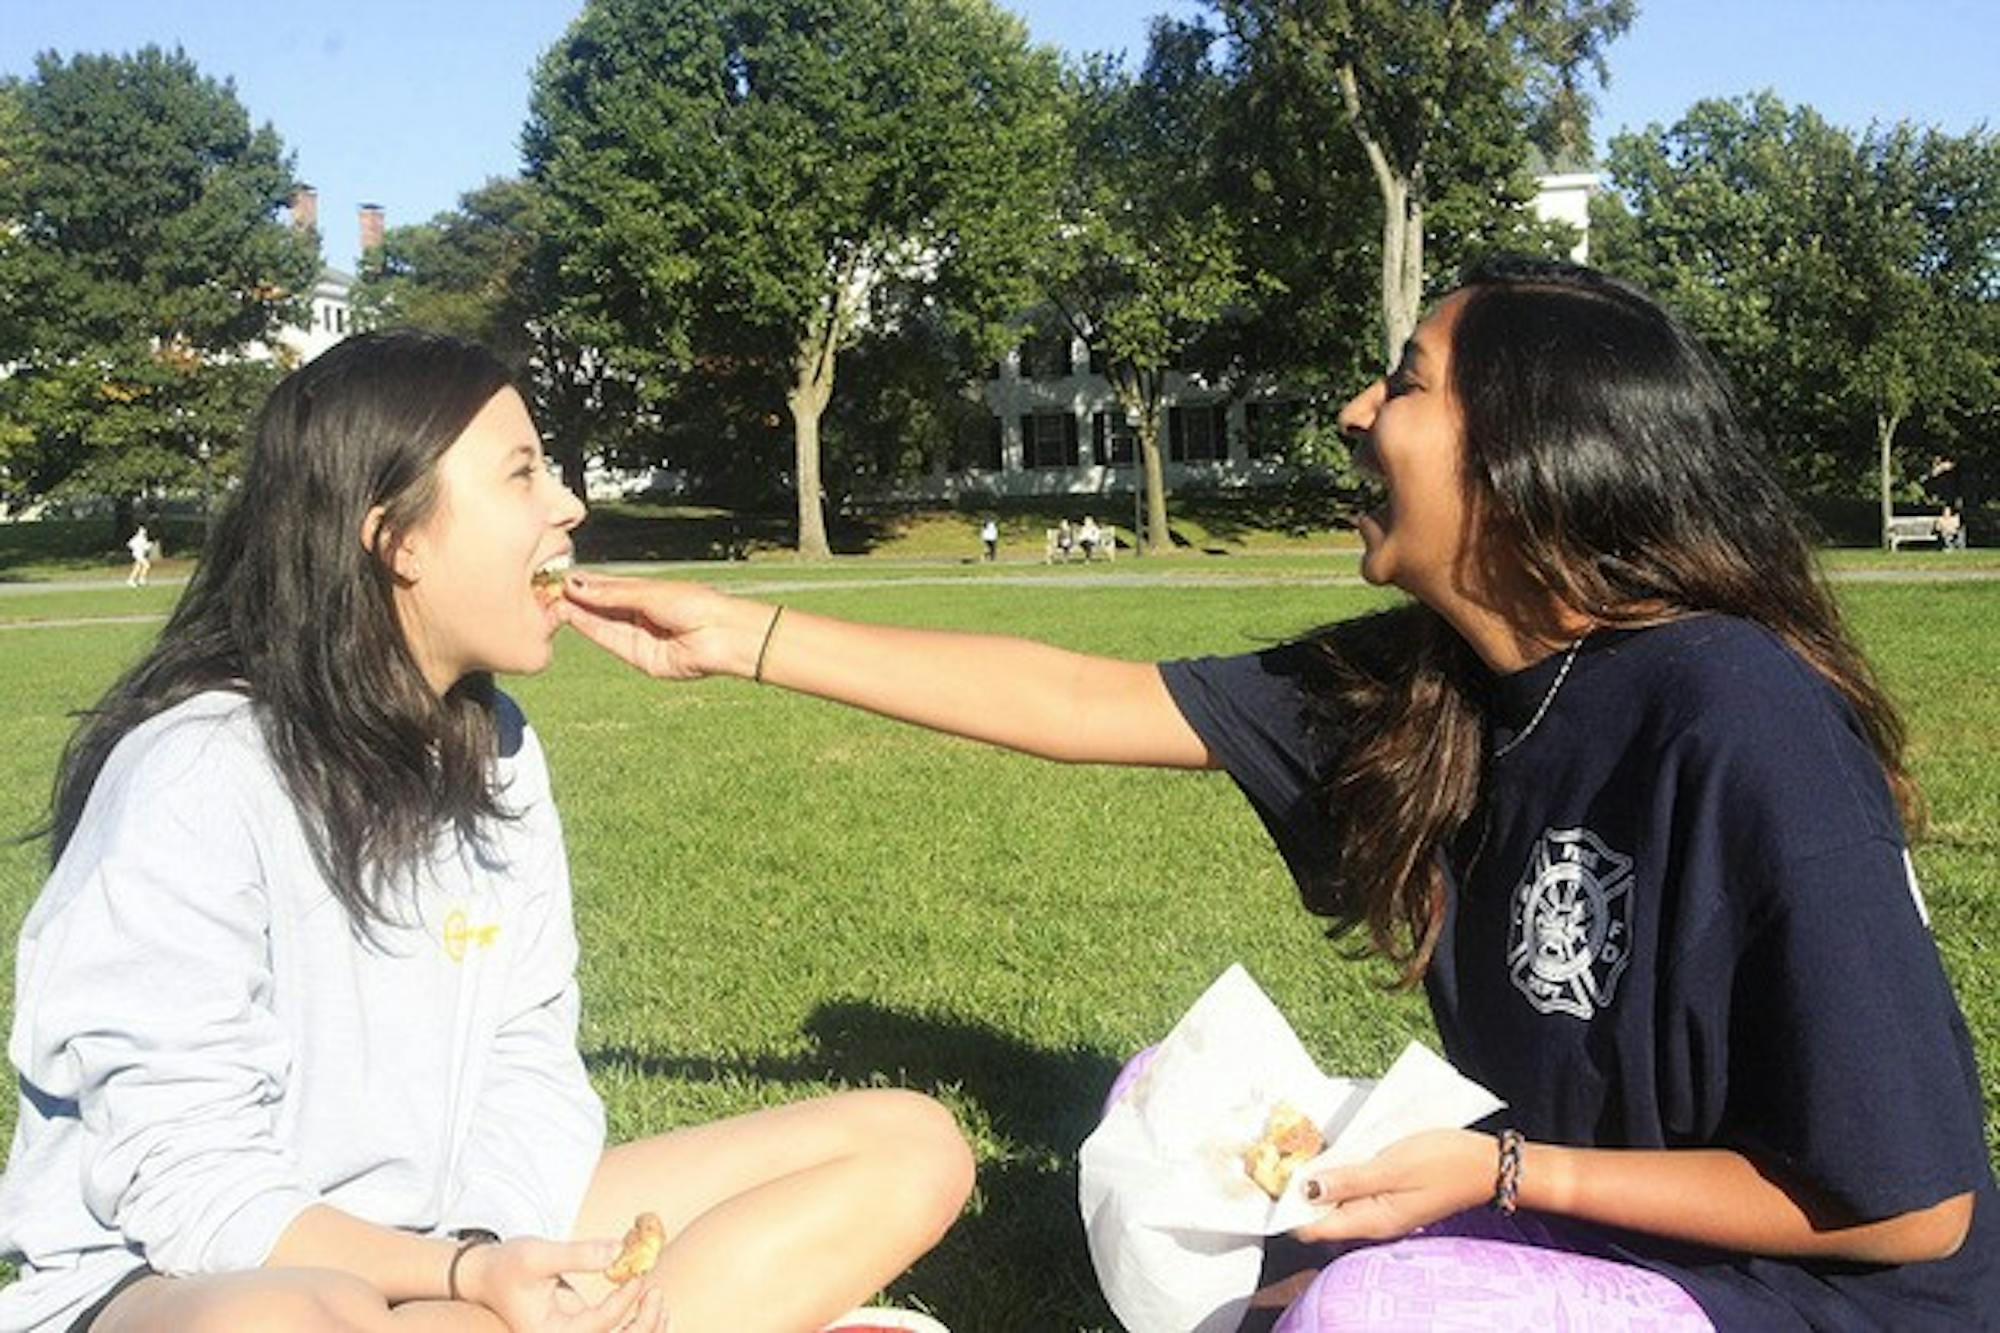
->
[0, 574, 1993, 1328]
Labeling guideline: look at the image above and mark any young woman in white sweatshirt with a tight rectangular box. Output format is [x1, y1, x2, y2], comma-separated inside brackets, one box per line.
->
[0, 332, 973, 1333]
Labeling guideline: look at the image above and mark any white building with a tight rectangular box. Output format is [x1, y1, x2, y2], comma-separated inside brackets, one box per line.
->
[906, 171, 1601, 503]
[275, 264, 355, 365]
[1531, 171, 1599, 263]
[268, 188, 367, 365]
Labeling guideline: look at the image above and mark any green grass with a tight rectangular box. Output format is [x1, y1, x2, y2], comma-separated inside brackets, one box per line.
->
[0, 575, 1995, 1329]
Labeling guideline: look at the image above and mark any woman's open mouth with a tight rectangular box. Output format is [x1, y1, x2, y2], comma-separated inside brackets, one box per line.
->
[1349, 477, 1389, 530]
[531, 553, 573, 607]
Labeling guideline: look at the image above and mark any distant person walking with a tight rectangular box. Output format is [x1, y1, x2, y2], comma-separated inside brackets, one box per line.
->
[980, 517, 999, 562]
[125, 526, 152, 587]
[1055, 519, 1074, 563]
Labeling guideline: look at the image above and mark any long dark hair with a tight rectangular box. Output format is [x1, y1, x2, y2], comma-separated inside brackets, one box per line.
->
[1306, 258, 1919, 984]
[50, 331, 519, 928]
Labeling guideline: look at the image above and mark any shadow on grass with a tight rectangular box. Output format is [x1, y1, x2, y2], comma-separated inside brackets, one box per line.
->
[1172, 484, 1359, 548]
[586, 999, 1127, 1329]
[576, 506, 913, 562]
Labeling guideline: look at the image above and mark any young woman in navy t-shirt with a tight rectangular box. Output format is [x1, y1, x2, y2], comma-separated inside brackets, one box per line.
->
[558, 259, 1995, 1330]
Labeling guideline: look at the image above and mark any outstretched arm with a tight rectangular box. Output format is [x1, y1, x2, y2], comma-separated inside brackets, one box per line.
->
[1296, 1128, 1973, 1266]
[558, 572, 1215, 768]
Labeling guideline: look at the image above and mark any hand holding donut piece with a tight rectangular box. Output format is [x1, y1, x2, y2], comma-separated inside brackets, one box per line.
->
[604, 1211, 666, 1284]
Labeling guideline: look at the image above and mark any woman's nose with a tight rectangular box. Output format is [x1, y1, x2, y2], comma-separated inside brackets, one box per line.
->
[552, 480, 587, 529]
[1337, 380, 1384, 439]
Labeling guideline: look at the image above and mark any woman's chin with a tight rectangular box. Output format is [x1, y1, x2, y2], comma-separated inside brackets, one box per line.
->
[1355, 516, 1392, 586]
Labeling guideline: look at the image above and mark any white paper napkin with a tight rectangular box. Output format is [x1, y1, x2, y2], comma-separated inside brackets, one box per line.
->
[1078, 965, 1504, 1333]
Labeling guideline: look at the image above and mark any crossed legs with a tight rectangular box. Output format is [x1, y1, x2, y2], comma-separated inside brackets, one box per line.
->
[88, 1089, 973, 1333]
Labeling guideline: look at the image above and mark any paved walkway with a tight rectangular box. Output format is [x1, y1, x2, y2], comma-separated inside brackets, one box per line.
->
[4, 562, 1995, 632]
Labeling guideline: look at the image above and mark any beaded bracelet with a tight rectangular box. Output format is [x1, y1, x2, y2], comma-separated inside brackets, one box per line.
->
[1492, 1128, 1524, 1215]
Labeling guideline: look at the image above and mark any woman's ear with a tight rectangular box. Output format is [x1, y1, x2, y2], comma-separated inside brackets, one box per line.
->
[361, 505, 421, 583]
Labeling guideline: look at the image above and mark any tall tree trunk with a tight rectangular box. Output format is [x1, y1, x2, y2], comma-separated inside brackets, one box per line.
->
[1137, 407, 1170, 556]
[1375, 176, 1426, 367]
[1108, 363, 1172, 556]
[788, 339, 835, 562]
[550, 389, 588, 503]
[1877, 407, 1902, 551]
[554, 364, 591, 502]
[1338, 63, 1424, 369]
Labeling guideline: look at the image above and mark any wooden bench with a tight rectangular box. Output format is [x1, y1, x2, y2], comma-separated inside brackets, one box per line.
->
[1885, 513, 1942, 551]
[1044, 526, 1116, 563]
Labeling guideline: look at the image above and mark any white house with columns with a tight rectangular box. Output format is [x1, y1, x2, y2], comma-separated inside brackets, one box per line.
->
[903, 170, 1602, 505]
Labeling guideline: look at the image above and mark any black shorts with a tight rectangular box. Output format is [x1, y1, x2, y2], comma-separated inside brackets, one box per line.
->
[66, 1265, 155, 1333]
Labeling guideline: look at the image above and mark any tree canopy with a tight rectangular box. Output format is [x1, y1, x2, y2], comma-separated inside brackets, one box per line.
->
[348, 175, 642, 500]
[1210, 0, 1632, 366]
[527, 0, 1068, 556]
[1596, 95, 2000, 525]
[351, 177, 543, 373]
[0, 47, 317, 516]
[1039, 19, 1251, 553]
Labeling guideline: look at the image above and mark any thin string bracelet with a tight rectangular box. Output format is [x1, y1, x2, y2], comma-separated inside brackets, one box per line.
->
[753, 604, 786, 683]
[447, 1229, 499, 1302]
[1492, 1127, 1524, 1215]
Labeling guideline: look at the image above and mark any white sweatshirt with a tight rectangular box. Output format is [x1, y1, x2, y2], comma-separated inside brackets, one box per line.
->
[0, 691, 605, 1332]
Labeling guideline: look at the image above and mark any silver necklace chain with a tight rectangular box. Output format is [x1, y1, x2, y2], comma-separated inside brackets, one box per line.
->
[1460, 633, 1588, 884]
[1490, 635, 1586, 760]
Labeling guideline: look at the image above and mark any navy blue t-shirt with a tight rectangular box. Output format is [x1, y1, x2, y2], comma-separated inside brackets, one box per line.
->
[1161, 615, 1996, 1330]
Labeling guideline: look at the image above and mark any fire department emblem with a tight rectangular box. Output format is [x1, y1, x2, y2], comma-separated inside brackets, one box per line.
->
[1507, 827, 1633, 1020]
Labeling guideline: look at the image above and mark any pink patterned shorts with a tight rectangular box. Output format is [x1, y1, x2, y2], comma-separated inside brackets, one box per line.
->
[1269, 1213, 1713, 1332]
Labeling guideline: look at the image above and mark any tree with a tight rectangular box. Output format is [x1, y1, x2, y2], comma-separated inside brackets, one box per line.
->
[1836, 127, 1997, 541]
[349, 176, 638, 500]
[350, 177, 542, 371]
[819, 289, 992, 495]
[527, 0, 1068, 558]
[1211, 0, 1633, 367]
[1596, 96, 1999, 536]
[0, 48, 318, 525]
[1038, 20, 1250, 554]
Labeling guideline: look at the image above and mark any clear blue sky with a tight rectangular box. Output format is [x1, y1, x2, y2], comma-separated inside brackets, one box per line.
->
[2, 0, 1991, 271]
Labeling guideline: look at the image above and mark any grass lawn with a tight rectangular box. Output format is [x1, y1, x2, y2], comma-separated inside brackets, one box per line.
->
[0, 573, 1995, 1329]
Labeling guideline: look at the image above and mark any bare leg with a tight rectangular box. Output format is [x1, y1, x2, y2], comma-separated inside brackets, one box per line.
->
[93, 1268, 394, 1333]
[90, 1268, 515, 1333]
[570, 1089, 974, 1333]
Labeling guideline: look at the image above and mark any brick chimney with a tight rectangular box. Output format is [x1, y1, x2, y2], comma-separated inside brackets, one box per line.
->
[290, 185, 319, 233]
[359, 203, 386, 255]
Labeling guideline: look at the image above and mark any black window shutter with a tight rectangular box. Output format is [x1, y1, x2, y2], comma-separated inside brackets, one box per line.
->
[1060, 337, 1074, 377]
[1169, 406, 1185, 462]
[987, 415, 1003, 470]
[1064, 413, 1080, 465]
[1092, 413, 1107, 466]
[1019, 415, 1035, 466]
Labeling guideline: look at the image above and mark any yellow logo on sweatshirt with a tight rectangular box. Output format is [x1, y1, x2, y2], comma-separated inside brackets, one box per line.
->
[443, 909, 501, 962]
